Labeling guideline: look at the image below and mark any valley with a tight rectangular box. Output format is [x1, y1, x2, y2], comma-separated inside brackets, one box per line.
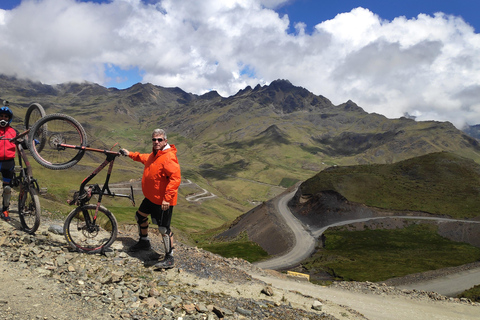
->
[1, 75, 480, 309]
[254, 186, 480, 296]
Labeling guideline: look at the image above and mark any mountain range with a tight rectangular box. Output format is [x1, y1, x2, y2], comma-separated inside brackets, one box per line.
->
[2, 75, 480, 319]
[2, 74, 480, 238]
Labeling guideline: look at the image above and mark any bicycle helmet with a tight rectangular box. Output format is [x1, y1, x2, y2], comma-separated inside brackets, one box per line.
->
[0, 105, 13, 127]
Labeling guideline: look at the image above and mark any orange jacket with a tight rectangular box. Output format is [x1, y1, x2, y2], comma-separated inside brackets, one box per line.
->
[129, 145, 181, 206]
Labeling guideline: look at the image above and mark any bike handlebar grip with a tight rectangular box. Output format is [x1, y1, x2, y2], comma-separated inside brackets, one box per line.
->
[119, 149, 127, 156]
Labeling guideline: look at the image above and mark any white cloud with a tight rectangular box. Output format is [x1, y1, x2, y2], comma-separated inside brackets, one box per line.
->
[0, 0, 480, 127]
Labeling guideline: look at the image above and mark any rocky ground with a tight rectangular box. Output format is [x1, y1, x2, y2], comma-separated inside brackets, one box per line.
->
[0, 216, 478, 320]
[0, 217, 343, 320]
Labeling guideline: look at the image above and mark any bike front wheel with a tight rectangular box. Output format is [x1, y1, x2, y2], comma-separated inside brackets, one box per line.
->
[28, 113, 88, 170]
[24, 102, 47, 153]
[63, 204, 118, 253]
[18, 186, 41, 234]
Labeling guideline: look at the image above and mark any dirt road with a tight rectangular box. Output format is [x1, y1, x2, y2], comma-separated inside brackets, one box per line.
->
[255, 187, 480, 297]
[398, 267, 480, 296]
[254, 189, 315, 270]
[250, 272, 480, 320]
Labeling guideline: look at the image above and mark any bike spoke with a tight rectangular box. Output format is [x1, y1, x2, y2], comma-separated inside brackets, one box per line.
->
[64, 205, 117, 253]
[29, 114, 87, 170]
[18, 187, 41, 234]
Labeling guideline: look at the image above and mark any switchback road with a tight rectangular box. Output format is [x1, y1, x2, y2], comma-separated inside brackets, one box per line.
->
[254, 187, 480, 296]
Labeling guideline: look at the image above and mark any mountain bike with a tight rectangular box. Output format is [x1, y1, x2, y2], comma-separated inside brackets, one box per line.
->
[27, 113, 135, 253]
[0, 102, 47, 234]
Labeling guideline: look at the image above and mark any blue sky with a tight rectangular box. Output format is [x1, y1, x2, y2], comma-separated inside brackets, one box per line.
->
[0, 0, 480, 127]
[4, 1, 477, 33]
[278, 1, 479, 33]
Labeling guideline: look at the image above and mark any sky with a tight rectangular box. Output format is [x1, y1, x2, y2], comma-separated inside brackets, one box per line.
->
[1, 0, 480, 128]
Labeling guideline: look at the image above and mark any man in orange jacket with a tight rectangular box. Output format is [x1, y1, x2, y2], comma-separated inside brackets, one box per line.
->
[120, 128, 181, 269]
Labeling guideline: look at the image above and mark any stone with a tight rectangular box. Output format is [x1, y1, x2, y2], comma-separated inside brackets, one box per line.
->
[261, 286, 274, 296]
[312, 300, 323, 311]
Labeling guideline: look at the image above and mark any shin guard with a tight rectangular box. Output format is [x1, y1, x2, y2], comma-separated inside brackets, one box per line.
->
[158, 227, 173, 255]
[2, 185, 11, 210]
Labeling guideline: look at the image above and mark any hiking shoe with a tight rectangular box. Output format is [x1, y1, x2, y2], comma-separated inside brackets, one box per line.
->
[1, 210, 10, 222]
[154, 254, 174, 269]
[128, 239, 151, 252]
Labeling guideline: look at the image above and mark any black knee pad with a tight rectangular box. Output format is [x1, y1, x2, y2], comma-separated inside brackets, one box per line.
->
[135, 211, 149, 236]
[135, 211, 148, 224]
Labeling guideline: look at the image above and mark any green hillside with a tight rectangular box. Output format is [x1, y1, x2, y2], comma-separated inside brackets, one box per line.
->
[3, 76, 480, 244]
[300, 151, 480, 218]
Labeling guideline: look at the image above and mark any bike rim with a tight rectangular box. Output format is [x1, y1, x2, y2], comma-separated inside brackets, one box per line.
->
[29, 114, 87, 170]
[65, 206, 116, 252]
[18, 188, 40, 234]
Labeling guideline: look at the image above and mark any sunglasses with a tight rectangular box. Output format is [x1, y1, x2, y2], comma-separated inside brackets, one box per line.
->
[152, 138, 165, 142]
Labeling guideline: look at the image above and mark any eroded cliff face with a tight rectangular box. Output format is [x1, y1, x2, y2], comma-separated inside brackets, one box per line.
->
[437, 222, 480, 248]
[289, 189, 393, 227]
[217, 197, 295, 256]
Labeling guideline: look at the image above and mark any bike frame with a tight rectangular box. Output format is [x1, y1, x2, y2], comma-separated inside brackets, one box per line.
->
[65, 144, 135, 210]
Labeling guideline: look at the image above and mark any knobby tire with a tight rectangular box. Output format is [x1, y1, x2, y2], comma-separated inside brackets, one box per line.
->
[63, 204, 118, 254]
[27, 113, 88, 170]
[18, 186, 41, 234]
[24, 103, 47, 152]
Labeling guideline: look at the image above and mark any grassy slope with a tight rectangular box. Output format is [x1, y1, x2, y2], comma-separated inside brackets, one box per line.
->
[304, 224, 480, 283]
[300, 152, 480, 219]
[459, 285, 480, 302]
[296, 152, 480, 285]
[5, 80, 480, 270]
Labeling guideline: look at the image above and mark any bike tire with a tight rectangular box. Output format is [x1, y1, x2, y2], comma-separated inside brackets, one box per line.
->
[63, 204, 118, 254]
[24, 102, 47, 152]
[18, 186, 41, 234]
[27, 113, 88, 170]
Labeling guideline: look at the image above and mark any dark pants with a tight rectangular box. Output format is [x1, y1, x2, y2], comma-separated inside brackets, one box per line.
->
[138, 197, 174, 234]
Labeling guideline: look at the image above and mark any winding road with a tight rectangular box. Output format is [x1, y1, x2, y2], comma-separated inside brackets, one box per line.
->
[253, 187, 480, 296]
[182, 179, 217, 202]
[254, 189, 316, 270]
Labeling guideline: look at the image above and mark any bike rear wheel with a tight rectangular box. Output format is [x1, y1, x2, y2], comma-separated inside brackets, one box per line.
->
[24, 102, 47, 152]
[18, 186, 41, 234]
[63, 204, 118, 253]
[28, 113, 87, 170]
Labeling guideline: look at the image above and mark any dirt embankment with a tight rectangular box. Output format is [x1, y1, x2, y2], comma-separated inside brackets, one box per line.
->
[219, 187, 480, 258]
[217, 192, 295, 256]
